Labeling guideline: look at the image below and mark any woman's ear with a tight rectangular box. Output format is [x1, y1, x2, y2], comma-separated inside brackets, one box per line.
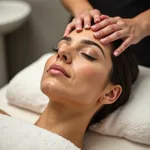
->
[101, 85, 122, 104]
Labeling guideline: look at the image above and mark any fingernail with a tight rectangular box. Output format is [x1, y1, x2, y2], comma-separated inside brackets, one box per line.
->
[100, 15, 105, 18]
[94, 32, 100, 37]
[101, 14, 105, 17]
[85, 24, 90, 29]
[114, 51, 119, 56]
[100, 39, 107, 44]
[92, 25, 97, 30]
[95, 19, 100, 23]
[76, 27, 81, 30]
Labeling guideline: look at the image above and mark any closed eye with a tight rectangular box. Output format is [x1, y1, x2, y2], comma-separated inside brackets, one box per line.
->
[52, 47, 97, 61]
[81, 53, 97, 61]
[52, 47, 58, 53]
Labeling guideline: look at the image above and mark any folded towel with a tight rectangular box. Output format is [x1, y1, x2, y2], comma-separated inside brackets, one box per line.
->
[84, 130, 150, 150]
[90, 66, 150, 145]
[0, 114, 80, 150]
[7, 53, 52, 113]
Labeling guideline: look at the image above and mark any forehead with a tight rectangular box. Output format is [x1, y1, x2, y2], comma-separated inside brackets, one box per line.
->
[66, 30, 113, 70]
[68, 29, 113, 54]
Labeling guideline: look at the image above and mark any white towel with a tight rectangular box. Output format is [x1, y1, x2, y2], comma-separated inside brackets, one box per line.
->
[0, 114, 80, 150]
[6, 53, 52, 113]
[84, 130, 150, 150]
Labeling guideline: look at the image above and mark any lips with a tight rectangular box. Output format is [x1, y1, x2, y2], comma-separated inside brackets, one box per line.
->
[47, 64, 70, 78]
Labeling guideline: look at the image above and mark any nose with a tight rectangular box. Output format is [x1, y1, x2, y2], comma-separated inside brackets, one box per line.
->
[56, 48, 72, 64]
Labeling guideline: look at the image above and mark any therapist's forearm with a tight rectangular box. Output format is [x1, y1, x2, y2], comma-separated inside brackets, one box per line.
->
[134, 9, 150, 38]
[61, 0, 94, 17]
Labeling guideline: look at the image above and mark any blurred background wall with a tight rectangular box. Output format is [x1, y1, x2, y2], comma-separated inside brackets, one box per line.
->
[5, 0, 70, 80]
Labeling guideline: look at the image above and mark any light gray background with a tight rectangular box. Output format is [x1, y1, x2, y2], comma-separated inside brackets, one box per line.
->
[4, 0, 70, 80]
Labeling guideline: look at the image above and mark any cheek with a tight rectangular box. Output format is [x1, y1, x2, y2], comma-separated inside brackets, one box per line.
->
[83, 67, 98, 77]
[73, 63, 108, 105]
[41, 56, 56, 85]
[76, 63, 107, 86]
[44, 55, 55, 71]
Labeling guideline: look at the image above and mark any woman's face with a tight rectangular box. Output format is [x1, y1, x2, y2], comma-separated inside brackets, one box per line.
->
[41, 29, 113, 109]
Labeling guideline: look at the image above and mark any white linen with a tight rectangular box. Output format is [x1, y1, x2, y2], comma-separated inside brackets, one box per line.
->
[84, 131, 150, 150]
[0, 114, 80, 150]
[0, 85, 39, 123]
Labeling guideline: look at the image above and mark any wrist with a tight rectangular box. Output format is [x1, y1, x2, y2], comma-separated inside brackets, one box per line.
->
[133, 11, 150, 38]
[142, 20, 150, 37]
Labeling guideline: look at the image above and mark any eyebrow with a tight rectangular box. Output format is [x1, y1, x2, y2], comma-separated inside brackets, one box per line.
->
[60, 37, 105, 59]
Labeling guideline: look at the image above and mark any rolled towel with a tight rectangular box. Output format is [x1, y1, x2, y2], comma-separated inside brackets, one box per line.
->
[0, 114, 80, 150]
[6, 53, 52, 113]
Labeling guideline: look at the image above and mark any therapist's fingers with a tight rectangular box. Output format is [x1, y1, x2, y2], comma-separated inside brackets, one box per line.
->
[99, 14, 109, 20]
[64, 9, 102, 36]
[100, 29, 127, 44]
[92, 16, 120, 32]
[94, 23, 123, 39]
[113, 37, 133, 56]
[100, 29, 128, 44]
[91, 14, 108, 31]
[63, 19, 76, 37]
[81, 9, 101, 29]
[91, 17, 117, 32]
[83, 14, 91, 29]
[99, 20, 127, 43]
[91, 9, 101, 23]
[75, 17, 83, 32]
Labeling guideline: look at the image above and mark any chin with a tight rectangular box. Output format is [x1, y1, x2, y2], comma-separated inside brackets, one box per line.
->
[40, 81, 75, 106]
[41, 79, 56, 95]
[40, 78, 67, 100]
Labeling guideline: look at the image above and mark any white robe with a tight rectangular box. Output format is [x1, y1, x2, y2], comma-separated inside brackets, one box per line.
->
[0, 114, 80, 150]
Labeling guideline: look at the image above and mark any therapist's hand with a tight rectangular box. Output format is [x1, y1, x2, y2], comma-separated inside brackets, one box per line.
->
[92, 16, 144, 56]
[63, 9, 103, 36]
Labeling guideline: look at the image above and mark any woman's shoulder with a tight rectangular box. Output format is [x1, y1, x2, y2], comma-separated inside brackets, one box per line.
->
[0, 109, 10, 116]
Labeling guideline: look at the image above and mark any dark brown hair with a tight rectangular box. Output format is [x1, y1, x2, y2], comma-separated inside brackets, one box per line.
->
[87, 40, 139, 129]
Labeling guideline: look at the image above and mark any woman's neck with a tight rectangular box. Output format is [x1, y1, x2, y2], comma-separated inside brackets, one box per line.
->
[34, 101, 91, 149]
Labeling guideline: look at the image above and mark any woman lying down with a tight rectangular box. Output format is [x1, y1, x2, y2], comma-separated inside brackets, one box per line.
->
[0, 28, 139, 150]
